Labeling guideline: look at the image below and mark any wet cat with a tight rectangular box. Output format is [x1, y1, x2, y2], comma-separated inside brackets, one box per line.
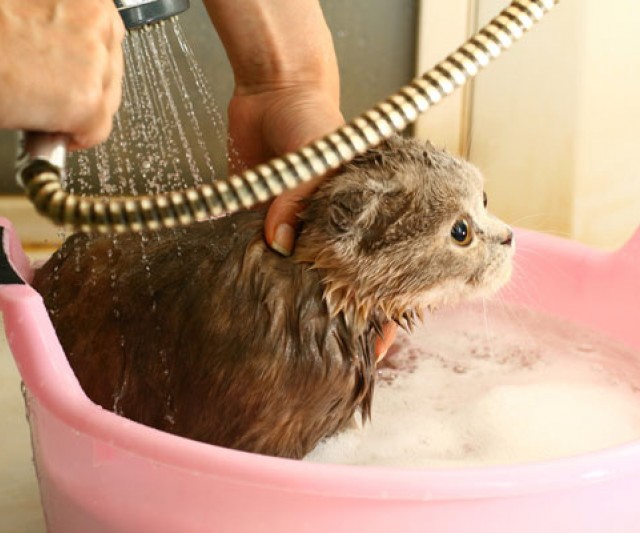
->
[32, 135, 514, 459]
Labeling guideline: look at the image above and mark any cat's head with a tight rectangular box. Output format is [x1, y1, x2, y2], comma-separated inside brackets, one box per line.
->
[297, 135, 514, 327]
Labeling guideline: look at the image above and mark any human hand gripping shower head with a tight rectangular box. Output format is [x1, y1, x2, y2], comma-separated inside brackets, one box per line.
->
[15, 0, 560, 234]
[15, 0, 191, 229]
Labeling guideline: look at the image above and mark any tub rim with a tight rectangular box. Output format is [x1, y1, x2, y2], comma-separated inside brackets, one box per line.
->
[3, 216, 640, 503]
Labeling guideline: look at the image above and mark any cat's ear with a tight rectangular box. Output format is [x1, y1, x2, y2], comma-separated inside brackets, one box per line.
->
[327, 177, 407, 241]
[327, 184, 379, 234]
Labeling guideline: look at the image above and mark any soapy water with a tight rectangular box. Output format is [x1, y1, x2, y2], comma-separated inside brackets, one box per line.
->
[306, 303, 640, 467]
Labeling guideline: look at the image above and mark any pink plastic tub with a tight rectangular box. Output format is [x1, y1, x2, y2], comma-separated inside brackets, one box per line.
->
[1, 215, 640, 533]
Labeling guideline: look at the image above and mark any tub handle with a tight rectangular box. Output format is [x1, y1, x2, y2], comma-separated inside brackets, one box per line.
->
[0, 228, 25, 285]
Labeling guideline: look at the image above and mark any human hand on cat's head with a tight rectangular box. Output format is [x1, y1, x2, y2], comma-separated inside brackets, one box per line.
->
[227, 83, 398, 357]
[227, 83, 344, 255]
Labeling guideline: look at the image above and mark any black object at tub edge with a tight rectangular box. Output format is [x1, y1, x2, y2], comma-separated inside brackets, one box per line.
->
[0, 228, 25, 285]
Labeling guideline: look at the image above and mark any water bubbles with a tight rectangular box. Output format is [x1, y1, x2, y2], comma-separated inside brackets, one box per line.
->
[307, 303, 640, 468]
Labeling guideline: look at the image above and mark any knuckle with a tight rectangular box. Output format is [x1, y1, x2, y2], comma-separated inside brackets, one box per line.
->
[107, 81, 123, 116]
[71, 78, 105, 117]
[94, 120, 113, 146]
[82, 37, 104, 62]
[78, 1, 121, 44]
[112, 15, 127, 44]
[81, 114, 113, 149]
[80, 1, 108, 28]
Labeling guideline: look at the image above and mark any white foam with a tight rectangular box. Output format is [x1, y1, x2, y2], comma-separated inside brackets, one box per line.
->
[305, 304, 640, 467]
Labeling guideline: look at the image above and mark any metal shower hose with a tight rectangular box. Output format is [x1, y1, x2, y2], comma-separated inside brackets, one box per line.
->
[15, 0, 560, 234]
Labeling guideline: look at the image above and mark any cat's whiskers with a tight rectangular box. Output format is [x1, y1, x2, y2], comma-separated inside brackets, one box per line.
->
[498, 258, 544, 313]
[481, 297, 496, 360]
[491, 252, 569, 347]
[515, 245, 574, 282]
[508, 212, 553, 227]
[488, 290, 540, 351]
[506, 213, 576, 243]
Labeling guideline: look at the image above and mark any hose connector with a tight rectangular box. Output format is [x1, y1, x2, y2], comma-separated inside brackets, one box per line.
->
[15, 132, 67, 189]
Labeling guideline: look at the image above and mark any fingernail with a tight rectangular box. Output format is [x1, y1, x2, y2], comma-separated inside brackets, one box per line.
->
[271, 223, 295, 256]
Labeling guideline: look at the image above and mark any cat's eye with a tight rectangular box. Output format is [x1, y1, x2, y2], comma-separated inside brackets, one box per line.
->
[483, 191, 488, 208]
[451, 219, 473, 246]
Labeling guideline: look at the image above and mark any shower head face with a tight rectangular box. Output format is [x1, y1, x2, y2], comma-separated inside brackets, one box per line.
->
[115, 0, 190, 30]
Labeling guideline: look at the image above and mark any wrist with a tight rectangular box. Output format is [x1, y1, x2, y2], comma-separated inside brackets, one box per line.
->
[232, 29, 338, 95]
[204, 0, 339, 98]
[233, 65, 339, 105]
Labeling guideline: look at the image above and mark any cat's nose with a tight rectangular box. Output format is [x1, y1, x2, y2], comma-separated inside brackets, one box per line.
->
[501, 230, 514, 246]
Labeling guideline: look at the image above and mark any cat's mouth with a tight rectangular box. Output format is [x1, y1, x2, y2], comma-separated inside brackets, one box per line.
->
[388, 244, 515, 322]
[466, 248, 514, 296]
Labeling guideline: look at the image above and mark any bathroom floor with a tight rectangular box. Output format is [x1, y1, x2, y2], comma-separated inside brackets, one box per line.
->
[0, 246, 52, 533]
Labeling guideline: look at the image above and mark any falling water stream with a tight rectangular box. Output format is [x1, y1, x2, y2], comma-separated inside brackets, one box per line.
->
[67, 19, 227, 197]
[61, 19, 230, 412]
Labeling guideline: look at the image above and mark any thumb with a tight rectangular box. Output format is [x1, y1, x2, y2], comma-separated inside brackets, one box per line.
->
[263, 104, 344, 256]
[264, 174, 328, 256]
[375, 322, 398, 362]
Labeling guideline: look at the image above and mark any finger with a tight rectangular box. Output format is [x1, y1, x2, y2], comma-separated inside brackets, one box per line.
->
[70, 13, 124, 150]
[264, 172, 329, 256]
[70, 71, 114, 149]
[374, 322, 398, 362]
[264, 129, 344, 254]
[260, 94, 343, 255]
[105, 15, 125, 118]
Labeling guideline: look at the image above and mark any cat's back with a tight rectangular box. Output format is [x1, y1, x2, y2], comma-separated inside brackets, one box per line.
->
[31, 210, 274, 423]
[32, 210, 372, 458]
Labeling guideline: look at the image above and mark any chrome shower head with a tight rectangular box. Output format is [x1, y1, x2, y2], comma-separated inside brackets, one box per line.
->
[115, 0, 190, 30]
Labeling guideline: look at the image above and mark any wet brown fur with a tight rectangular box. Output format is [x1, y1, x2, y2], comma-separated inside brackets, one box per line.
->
[32, 136, 513, 459]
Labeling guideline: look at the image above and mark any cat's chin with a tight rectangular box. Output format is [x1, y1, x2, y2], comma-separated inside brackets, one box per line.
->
[468, 259, 513, 301]
[418, 259, 513, 313]
[418, 280, 470, 313]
